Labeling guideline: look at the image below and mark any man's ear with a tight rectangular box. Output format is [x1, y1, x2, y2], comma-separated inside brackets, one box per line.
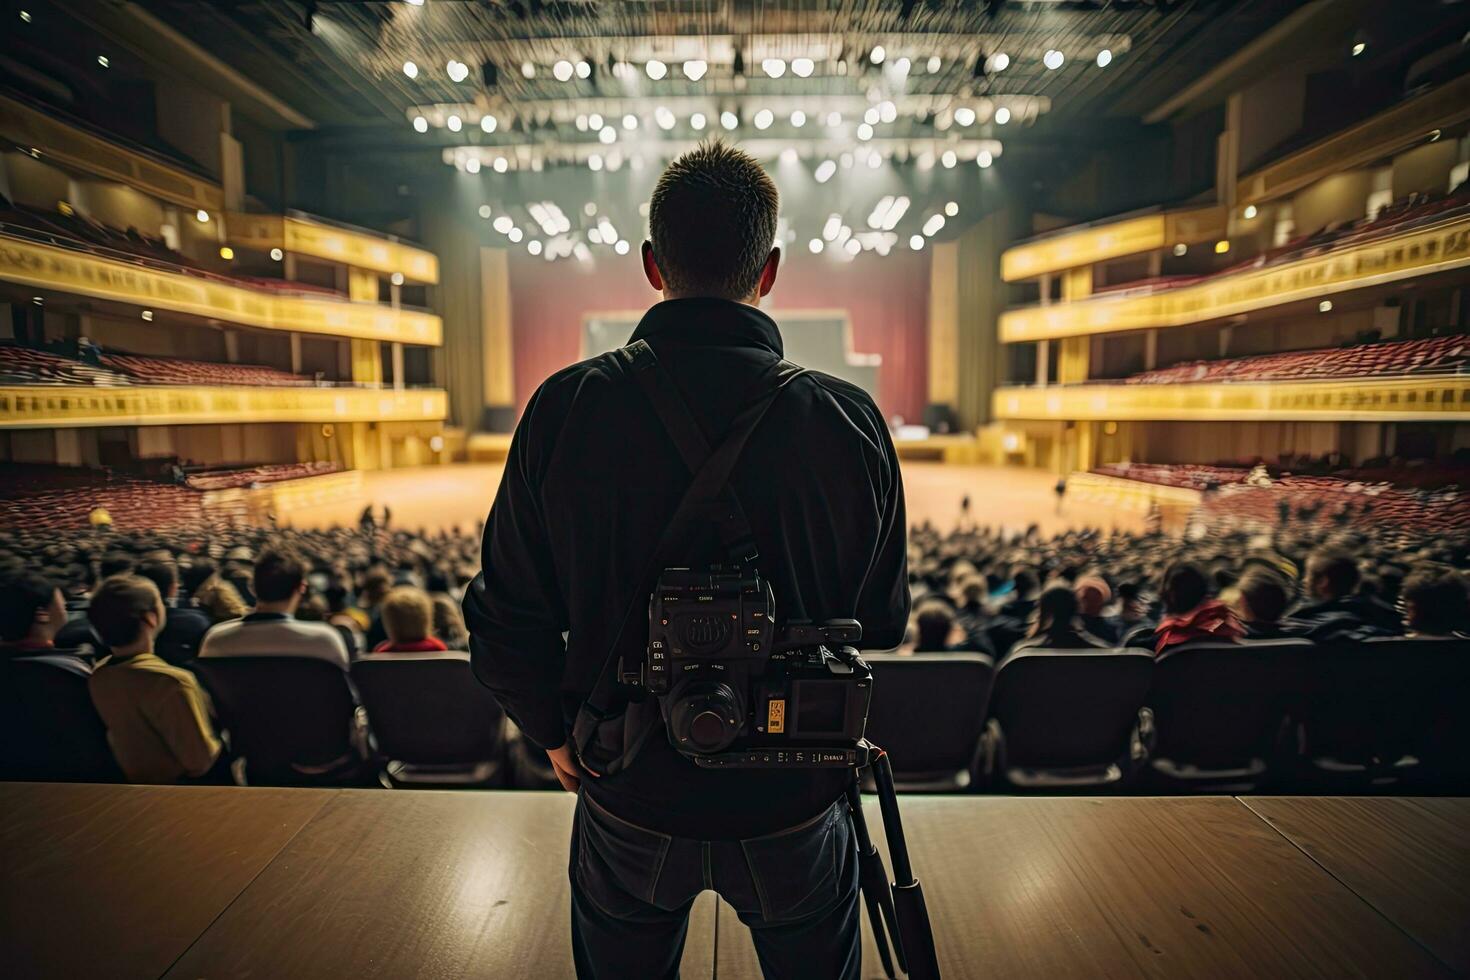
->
[641, 241, 664, 291]
[756, 247, 781, 298]
[297, 581, 309, 597]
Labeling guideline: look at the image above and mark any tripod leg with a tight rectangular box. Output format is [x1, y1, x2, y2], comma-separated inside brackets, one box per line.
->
[873, 750, 943, 980]
[846, 778, 901, 979]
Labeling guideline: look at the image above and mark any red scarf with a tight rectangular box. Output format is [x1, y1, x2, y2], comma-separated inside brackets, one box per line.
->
[373, 637, 448, 654]
[1153, 600, 1244, 654]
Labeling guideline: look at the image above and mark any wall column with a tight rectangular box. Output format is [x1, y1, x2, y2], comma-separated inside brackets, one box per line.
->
[481, 247, 516, 431]
[927, 241, 960, 421]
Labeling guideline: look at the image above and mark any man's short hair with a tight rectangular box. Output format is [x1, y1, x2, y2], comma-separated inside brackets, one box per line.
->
[135, 558, 178, 599]
[1161, 561, 1209, 615]
[253, 548, 307, 603]
[1402, 567, 1470, 635]
[0, 571, 57, 642]
[88, 575, 162, 648]
[1236, 566, 1289, 624]
[380, 586, 433, 644]
[99, 552, 136, 579]
[648, 141, 779, 300]
[1308, 548, 1360, 598]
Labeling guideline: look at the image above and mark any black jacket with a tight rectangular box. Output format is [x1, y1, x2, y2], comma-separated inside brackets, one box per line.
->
[465, 298, 909, 837]
[1291, 594, 1402, 639]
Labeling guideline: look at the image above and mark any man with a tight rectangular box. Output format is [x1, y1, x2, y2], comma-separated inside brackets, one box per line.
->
[87, 575, 223, 783]
[199, 548, 349, 668]
[0, 570, 85, 664]
[465, 142, 908, 980]
[1291, 548, 1402, 639]
[135, 558, 211, 665]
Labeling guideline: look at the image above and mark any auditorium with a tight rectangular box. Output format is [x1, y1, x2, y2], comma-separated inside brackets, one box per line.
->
[2, 0, 1468, 976]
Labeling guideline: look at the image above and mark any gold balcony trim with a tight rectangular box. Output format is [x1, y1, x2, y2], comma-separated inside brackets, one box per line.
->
[1000, 206, 1227, 282]
[992, 376, 1470, 423]
[0, 235, 443, 345]
[999, 213, 1470, 342]
[0, 93, 225, 213]
[0, 385, 448, 429]
[227, 213, 439, 284]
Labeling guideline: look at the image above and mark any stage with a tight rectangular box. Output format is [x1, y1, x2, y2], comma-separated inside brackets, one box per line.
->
[2, 783, 1464, 979]
[273, 462, 1149, 537]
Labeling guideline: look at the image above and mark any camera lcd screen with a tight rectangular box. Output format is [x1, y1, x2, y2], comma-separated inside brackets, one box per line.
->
[795, 680, 848, 734]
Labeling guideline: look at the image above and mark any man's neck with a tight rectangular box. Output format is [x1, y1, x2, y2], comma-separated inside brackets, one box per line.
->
[253, 600, 297, 616]
[662, 290, 761, 307]
[109, 642, 152, 661]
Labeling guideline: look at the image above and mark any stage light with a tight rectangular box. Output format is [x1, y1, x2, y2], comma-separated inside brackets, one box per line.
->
[945, 201, 958, 217]
[867, 152, 881, 169]
[553, 60, 574, 81]
[195, 209, 210, 223]
[31, 296, 42, 305]
[1352, 41, 1366, 57]
[1044, 49, 1064, 70]
[588, 154, 603, 171]
[857, 123, 873, 141]
[465, 157, 481, 173]
[412, 116, 428, 133]
[584, 202, 597, 216]
[954, 106, 975, 127]
[864, 106, 880, 125]
[977, 150, 993, 168]
[1173, 243, 1187, 256]
[493, 157, 508, 173]
[615, 239, 630, 255]
[844, 238, 861, 256]
[521, 61, 535, 78]
[941, 150, 957, 168]
[20, 10, 32, 23]
[405, 0, 423, 5]
[815, 159, 837, 183]
[763, 58, 786, 78]
[646, 60, 667, 80]
[995, 106, 1011, 125]
[721, 110, 738, 130]
[480, 115, 497, 133]
[588, 226, 603, 244]
[391, 272, 405, 286]
[909, 234, 924, 251]
[1318, 300, 1333, 313]
[754, 109, 773, 130]
[430, 435, 445, 453]
[97, 55, 110, 69]
[779, 144, 797, 162]
[447, 60, 470, 82]
[790, 110, 806, 127]
[683, 59, 707, 81]
[1243, 204, 1258, 219]
[923, 214, 945, 236]
[809, 238, 823, 254]
[478, 205, 492, 219]
[508, 228, 523, 243]
[1214, 239, 1230, 254]
[527, 240, 544, 257]
[493, 216, 513, 233]
[792, 57, 815, 78]
[622, 113, 638, 130]
[446, 114, 462, 132]
[588, 113, 603, 129]
[823, 215, 842, 241]
[894, 57, 910, 77]
[402, 61, 418, 79]
[599, 126, 616, 144]
[576, 60, 591, 78]
[879, 101, 896, 123]
[655, 106, 675, 130]
[990, 52, 1009, 72]
[927, 55, 941, 73]
[691, 112, 706, 130]
[1096, 49, 1112, 68]
[270, 247, 284, 261]
[141, 310, 153, 321]
[826, 111, 841, 126]
[881, 196, 910, 230]
[870, 45, 886, 65]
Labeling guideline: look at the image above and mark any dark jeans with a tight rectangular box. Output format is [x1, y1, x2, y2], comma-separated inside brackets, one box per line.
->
[569, 790, 860, 980]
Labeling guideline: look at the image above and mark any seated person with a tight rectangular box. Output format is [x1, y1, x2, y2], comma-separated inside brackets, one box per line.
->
[1130, 562, 1243, 654]
[0, 570, 91, 670]
[1291, 548, 1402, 639]
[1233, 566, 1298, 640]
[87, 575, 223, 783]
[907, 596, 988, 654]
[1074, 575, 1121, 644]
[1400, 567, 1470, 637]
[431, 593, 470, 651]
[199, 548, 350, 669]
[372, 586, 449, 653]
[135, 558, 211, 666]
[1010, 585, 1111, 654]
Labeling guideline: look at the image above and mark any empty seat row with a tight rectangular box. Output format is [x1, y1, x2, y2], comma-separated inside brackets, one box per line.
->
[1126, 334, 1468, 387]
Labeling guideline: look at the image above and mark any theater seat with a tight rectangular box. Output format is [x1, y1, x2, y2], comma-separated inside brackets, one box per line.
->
[982, 648, 1153, 791]
[1296, 636, 1470, 791]
[0, 655, 122, 783]
[861, 652, 995, 791]
[350, 654, 508, 788]
[191, 657, 370, 786]
[1144, 639, 1309, 792]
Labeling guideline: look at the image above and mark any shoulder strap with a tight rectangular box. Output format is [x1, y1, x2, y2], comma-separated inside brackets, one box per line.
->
[571, 341, 806, 766]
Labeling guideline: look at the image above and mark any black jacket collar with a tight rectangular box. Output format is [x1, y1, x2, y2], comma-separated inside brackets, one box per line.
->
[629, 298, 784, 358]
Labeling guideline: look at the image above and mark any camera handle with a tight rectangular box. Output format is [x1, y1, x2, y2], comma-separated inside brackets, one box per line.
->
[850, 742, 943, 980]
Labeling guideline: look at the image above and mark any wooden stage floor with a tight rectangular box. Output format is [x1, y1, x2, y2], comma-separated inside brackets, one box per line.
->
[2, 783, 1465, 979]
[277, 462, 1146, 537]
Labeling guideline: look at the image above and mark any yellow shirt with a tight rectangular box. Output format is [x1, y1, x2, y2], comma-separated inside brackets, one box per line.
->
[88, 652, 222, 784]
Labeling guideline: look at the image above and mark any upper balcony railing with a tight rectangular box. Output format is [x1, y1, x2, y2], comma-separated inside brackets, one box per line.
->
[228, 210, 439, 285]
[1000, 206, 1227, 282]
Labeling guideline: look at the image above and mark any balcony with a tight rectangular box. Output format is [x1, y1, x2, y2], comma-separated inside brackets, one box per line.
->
[993, 375, 1470, 423]
[1001, 206, 1227, 282]
[228, 212, 439, 284]
[0, 233, 442, 345]
[0, 384, 448, 429]
[999, 208, 1470, 342]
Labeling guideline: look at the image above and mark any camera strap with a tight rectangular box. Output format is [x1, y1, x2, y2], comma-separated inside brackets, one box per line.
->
[570, 340, 806, 772]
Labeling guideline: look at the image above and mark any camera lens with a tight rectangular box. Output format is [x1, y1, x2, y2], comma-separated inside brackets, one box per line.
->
[670, 682, 744, 753]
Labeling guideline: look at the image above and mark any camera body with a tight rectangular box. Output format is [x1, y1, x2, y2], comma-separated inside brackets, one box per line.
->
[643, 566, 872, 768]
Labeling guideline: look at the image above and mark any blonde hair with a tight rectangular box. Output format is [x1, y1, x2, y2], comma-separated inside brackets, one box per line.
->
[380, 586, 433, 644]
[193, 575, 247, 623]
[432, 594, 469, 649]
